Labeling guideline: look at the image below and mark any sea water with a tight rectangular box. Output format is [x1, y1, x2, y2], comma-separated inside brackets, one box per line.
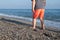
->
[0, 9, 60, 29]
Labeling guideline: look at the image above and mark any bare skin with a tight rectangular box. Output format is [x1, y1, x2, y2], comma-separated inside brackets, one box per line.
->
[32, 0, 46, 30]
[32, 0, 36, 29]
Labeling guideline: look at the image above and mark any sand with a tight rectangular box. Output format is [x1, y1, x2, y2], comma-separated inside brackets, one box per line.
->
[0, 16, 60, 40]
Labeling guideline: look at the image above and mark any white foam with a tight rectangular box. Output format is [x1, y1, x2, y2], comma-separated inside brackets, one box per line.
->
[0, 13, 60, 29]
[0, 13, 32, 21]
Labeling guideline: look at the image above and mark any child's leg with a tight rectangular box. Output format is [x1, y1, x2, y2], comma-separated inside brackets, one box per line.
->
[39, 9, 45, 30]
[32, 9, 41, 29]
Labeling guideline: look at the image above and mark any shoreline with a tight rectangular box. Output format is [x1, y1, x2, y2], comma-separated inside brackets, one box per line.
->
[0, 13, 60, 28]
[0, 16, 60, 32]
[0, 16, 60, 40]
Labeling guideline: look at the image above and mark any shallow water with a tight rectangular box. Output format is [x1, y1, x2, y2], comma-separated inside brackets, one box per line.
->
[0, 9, 60, 29]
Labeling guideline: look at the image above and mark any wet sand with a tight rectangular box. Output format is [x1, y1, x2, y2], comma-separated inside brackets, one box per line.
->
[0, 16, 60, 40]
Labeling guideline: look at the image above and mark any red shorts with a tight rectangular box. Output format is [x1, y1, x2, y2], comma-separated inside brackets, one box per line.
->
[33, 9, 45, 19]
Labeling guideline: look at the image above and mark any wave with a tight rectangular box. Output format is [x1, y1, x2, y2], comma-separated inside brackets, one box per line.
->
[0, 13, 60, 29]
[0, 13, 32, 21]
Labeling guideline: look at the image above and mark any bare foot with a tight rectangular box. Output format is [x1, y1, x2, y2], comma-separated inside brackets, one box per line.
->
[30, 26, 36, 29]
[33, 26, 36, 29]
[43, 25, 45, 30]
[41, 24, 45, 30]
[33, 27, 38, 31]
